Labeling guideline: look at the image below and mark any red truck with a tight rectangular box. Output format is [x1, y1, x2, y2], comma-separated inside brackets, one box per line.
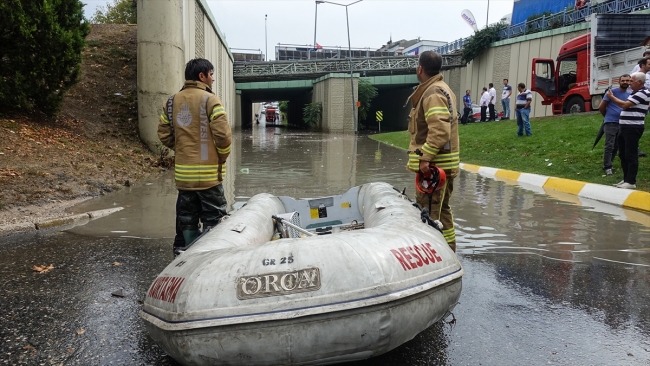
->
[265, 107, 277, 123]
[531, 13, 650, 115]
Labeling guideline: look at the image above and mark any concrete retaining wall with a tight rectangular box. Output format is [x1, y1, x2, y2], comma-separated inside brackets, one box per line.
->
[137, 0, 235, 153]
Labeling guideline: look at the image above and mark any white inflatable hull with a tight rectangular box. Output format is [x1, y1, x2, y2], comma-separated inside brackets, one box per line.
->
[141, 182, 464, 365]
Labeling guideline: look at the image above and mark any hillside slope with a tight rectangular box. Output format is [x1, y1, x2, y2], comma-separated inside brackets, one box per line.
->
[0, 24, 167, 230]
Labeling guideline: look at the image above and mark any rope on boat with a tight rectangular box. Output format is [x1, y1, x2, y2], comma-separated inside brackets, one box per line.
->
[272, 215, 316, 237]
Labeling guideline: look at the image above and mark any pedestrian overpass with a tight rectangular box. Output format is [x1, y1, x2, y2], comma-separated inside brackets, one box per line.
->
[233, 55, 463, 82]
[235, 55, 463, 132]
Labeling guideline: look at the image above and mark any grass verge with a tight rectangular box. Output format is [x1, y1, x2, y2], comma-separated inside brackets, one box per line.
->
[369, 113, 649, 192]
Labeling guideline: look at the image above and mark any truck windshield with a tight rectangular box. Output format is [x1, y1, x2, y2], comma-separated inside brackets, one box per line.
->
[558, 57, 577, 96]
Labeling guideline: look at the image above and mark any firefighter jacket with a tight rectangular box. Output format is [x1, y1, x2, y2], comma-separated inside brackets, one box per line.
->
[407, 74, 460, 178]
[158, 80, 232, 191]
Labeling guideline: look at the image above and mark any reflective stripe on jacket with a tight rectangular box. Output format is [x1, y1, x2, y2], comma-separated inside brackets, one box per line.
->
[157, 80, 232, 190]
[407, 74, 460, 177]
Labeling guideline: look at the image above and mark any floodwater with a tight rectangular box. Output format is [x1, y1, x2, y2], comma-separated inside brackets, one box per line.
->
[1, 124, 650, 365]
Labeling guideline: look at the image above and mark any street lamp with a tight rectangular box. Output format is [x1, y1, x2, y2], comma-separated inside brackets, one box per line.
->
[318, 0, 362, 132]
[265, 14, 268, 61]
[314, 1, 323, 54]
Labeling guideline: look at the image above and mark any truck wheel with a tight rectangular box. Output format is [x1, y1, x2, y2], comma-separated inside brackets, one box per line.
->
[565, 97, 585, 114]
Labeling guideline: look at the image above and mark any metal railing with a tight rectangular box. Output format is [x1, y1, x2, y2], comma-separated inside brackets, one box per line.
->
[233, 55, 463, 82]
[501, 0, 650, 39]
[432, 0, 650, 54]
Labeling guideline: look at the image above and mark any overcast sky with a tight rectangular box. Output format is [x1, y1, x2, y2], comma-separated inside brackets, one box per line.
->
[82, 0, 515, 58]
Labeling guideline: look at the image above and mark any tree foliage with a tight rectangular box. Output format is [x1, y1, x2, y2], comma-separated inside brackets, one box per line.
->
[302, 102, 322, 128]
[461, 23, 506, 64]
[91, 0, 137, 24]
[357, 78, 378, 122]
[279, 100, 289, 122]
[0, 0, 89, 115]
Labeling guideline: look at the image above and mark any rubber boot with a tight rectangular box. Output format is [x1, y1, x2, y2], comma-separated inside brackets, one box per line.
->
[182, 230, 200, 246]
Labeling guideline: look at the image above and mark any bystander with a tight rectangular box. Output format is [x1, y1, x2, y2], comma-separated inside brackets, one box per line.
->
[479, 87, 489, 122]
[515, 83, 533, 136]
[605, 72, 649, 189]
[598, 74, 631, 176]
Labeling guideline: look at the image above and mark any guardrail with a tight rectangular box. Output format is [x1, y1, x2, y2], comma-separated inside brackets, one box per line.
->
[501, 0, 650, 39]
[233, 55, 463, 82]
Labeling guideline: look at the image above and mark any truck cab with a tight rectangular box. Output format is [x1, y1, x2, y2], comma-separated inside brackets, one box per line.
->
[532, 34, 593, 115]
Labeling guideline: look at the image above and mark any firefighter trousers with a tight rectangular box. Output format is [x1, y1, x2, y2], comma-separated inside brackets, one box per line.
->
[415, 176, 456, 252]
[173, 184, 228, 249]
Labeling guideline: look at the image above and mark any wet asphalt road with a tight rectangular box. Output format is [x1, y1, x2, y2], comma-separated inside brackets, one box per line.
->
[2, 127, 650, 365]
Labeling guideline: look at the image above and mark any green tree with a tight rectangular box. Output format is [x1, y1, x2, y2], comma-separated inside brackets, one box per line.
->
[461, 23, 506, 64]
[302, 102, 322, 128]
[357, 78, 378, 122]
[91, 0, 137, 24]
[0, 0, 89, 115]
[279, 101, 289, 123]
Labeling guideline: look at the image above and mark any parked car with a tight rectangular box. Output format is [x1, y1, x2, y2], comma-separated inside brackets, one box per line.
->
[468, 103, 503, 122]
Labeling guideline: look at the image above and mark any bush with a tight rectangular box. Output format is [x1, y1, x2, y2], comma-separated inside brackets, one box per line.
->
[357, 78, 378, 122]
[461, 23, 506, 64]
[279, 100, 289, 122]
[302, 102, 322, 128]
[91, 0, 137, 24]
[525, 11, 555, 34]
[0, 0, 89, 116]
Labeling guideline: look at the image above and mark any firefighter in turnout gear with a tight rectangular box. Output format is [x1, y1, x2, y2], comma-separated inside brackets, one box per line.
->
[407, 51, 460, 252]
[158, 58, 232, 255]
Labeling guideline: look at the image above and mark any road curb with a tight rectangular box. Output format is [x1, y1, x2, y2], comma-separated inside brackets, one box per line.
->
[0, 207, 124, 237]
[460, 163, 650, 214]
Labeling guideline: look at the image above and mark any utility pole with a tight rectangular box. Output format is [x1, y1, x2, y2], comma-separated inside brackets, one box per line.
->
[265, 14, 268, 61]
[314, 1, 323, 52]
[486, 0, 490, 28]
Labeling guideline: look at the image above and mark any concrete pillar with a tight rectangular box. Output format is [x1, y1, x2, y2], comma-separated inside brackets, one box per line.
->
[137, 0, 185, 153]
[312, 73, 358, 133]
[235, 91, 242, 129]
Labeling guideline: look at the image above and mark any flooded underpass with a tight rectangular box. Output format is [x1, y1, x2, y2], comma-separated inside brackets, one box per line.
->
[1, 126, 650, 365]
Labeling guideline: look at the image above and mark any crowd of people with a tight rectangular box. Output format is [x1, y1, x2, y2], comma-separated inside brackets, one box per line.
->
[600, 52, 650, 190]
[459, 78, 533, 136]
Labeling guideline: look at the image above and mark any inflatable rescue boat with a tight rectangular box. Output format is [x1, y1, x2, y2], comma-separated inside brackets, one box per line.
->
[140, 182, 463, 365]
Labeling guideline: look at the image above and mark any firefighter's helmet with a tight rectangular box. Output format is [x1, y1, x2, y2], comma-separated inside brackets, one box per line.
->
[415, 164, 446, 195]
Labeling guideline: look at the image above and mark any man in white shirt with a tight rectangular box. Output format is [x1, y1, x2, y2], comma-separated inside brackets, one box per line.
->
[488, 83, 497, 121]
[501, 79, 512, 120]
[631, 57, 650, 90]
[631, 50, 650, 74]
[479, 87, 489, 122]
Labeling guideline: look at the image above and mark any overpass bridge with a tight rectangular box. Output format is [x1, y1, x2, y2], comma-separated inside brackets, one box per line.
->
[234, 54, 464, 132]
[233, 54, 463, 83]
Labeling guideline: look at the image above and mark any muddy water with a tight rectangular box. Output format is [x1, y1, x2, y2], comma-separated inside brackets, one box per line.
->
[2, 127, 650, 365]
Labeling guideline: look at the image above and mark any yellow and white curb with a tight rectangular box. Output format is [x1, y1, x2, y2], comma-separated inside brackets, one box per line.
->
[460, 163, 650, 216]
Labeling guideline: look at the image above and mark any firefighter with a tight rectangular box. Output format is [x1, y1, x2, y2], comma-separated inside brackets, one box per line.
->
[406, 51, 460, 252]
[158, 58, 232, 256]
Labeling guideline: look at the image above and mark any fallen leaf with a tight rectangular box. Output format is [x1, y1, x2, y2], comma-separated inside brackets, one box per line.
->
[32, 264, 54, 273]
[113, 262, 121, 266]
[76, 328, 85, 335]
[23, 345, 34, 350]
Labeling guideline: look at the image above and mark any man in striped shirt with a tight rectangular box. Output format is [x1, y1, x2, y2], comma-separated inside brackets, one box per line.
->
[605, 72, 649, 189]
